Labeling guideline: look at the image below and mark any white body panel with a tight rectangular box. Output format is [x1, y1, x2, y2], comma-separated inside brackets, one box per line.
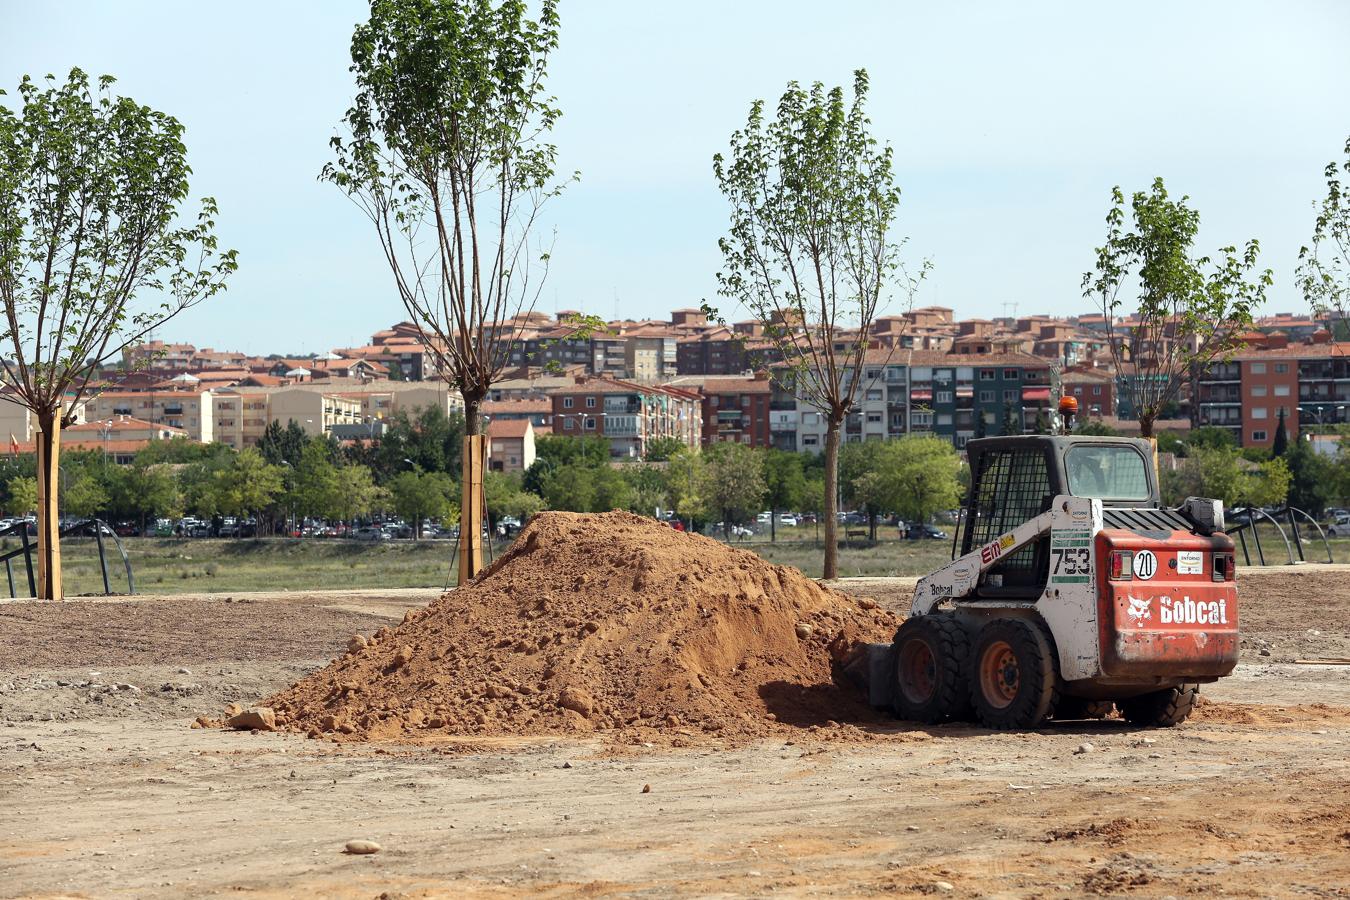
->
[911, 495, 1104, 681]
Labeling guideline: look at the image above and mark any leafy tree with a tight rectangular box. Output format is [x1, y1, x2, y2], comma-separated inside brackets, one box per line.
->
[539, 464, 593, 512]
[885, 435, 963, 525]
[1084, 178, 1269, 438]
[621, 464, 669, 517]
[1168, 446, 1289, 511]
[1155, 430, 1187, 457]
[6, 476, 37, 515]
[133, 438, 230, 466]
[643, 436, 686, 463]
[258, 420, 311, 467]
[388, 469, 455, 538]
[1188, 425, 1238, 452]
[840, 441, 889, 540]
[179, 453, 233, 519]
[665, 447, 707, 527]
[800, 474, 826, 532]
[484, 471, 543, 529]
[592, 465, 633, 512]
[327, 0, 570, 580]
[1246, 456, 1291, 510]
[762, 448, 805, 541]
[1297, 135, 1350, 325]
[535, 434, 609, 468]
[291, 441, 341, 521]
[365, 406, 465, 482]
[110, 464, 180, 533]
[1075, 419, 1118, 436]
[329, 464, 383, 524]
[61, 471, 108, 519]
[1000, 405, 1020, 436]
[713, 70, 923, 577]
[0, 69, 235, 597]
[1284, 436, 1331, 514]
[1272, 407, 1289, 456]
[700, 442, 765, 539]
[214, 449, 285, 523]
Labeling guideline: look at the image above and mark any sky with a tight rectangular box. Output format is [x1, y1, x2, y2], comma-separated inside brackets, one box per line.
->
[4, 1, 1349, 354]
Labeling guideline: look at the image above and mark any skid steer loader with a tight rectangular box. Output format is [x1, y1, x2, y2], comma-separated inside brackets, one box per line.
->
[867, 433, 1238, 729]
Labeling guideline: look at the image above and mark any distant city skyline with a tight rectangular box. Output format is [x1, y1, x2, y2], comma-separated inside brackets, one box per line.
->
[4, 1, 1348, 354]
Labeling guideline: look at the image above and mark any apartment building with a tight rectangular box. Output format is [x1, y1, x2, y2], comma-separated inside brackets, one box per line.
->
[84, 389, 214, 442]
[0, 392, 89, 443]
[698, 375, 773, 447]
[1062, 368, 1115, 418]
[549, 377, 701, 458]
[772, 353, 909, 452]
[763, 349, 1056, 452]
[907, 351, 1051, 447]
[675, 329, 732, 376]
[1196, 336, 1348, 448]
[269, 389, 363, 437]
[623, 326, 678, 383]
[210, 390, 271, 448]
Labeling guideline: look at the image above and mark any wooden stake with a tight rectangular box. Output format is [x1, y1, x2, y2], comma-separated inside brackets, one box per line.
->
[35, 424, 62, 600]
[458, 433, 488, 585]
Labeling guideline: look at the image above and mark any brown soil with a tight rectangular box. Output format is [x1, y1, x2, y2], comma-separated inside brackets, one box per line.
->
[266, 512, 896, 743]
[4, 572, 1350, 898]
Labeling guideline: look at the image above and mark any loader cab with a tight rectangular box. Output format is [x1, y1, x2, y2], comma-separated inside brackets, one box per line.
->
[958, 436, 1158, 600]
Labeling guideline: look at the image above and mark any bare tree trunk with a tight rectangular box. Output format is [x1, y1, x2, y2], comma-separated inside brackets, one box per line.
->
[459, 396, 486, 584]
[35, 413, 62, 600]
[1139, 414, 1155, 439]
[823, 420, 842, 580]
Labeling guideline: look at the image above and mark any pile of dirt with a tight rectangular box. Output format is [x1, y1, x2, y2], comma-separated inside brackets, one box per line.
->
[264, 511, 897, 743]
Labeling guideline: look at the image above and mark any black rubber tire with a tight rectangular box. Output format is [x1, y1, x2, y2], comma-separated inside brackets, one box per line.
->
[968, 617, 1059, 730]
[1055, 697, 1115, 721]
[1119, 684, 1200, 727]
[891, 615, 971, 724]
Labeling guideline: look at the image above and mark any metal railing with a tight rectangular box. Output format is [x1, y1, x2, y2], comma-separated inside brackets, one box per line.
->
[0, 518, 135, 598]
[1226, 506, 1333, 566]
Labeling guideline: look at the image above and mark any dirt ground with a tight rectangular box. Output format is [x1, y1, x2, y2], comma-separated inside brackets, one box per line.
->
[2, 569, 1349, 899]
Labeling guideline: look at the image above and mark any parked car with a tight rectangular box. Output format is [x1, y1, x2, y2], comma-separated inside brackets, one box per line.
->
[1327, 514, 1350, 537]
[756, 511, 772, 524]
[352, 526, 390, 541]
[907, 523, 948, 541]
[777, 514, 799, 527]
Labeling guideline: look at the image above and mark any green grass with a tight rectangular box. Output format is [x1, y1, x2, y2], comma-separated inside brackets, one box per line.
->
[30, 537, 474, 596]
[2, 523, 1340, 598]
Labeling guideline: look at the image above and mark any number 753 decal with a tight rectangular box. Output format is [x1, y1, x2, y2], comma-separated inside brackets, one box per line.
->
[1051, 547, 1091, 576]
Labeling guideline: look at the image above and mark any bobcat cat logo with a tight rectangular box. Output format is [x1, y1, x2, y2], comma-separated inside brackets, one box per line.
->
[1126, 595, 1151, 626]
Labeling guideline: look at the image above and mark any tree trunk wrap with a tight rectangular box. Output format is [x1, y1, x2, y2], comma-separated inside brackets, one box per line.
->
[35, 417, 62, 600]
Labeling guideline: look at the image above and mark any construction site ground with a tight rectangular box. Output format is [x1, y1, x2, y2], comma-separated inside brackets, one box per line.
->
[2, 568, 1348, 899]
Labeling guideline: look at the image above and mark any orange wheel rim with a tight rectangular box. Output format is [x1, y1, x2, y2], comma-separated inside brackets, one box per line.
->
[899, 641, 936, 705]
[980, 640, 1019, 709]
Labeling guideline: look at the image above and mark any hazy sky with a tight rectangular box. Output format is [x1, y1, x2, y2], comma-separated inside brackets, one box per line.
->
[4, 1, 1348, 354]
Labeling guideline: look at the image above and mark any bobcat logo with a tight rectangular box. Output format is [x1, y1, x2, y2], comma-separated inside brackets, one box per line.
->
[1126, 595, 1151, 626]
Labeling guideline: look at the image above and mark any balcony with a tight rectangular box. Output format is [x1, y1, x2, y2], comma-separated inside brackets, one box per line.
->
[604, 415, 640, 437]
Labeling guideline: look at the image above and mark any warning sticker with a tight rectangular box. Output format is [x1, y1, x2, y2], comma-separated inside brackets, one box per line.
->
[1177, 550, 1204, 575]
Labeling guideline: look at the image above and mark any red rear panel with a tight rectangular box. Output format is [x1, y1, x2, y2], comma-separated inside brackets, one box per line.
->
[1096, 530, 1239, 678]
